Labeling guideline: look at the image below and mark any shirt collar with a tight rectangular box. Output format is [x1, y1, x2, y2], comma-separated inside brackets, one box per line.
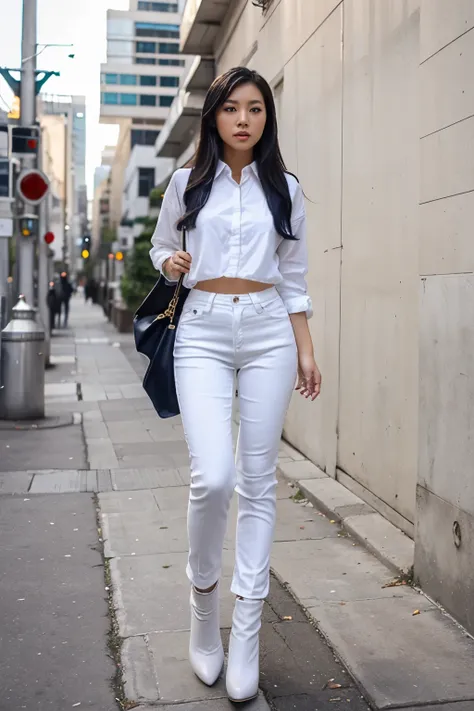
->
[216, 160, 259, 180]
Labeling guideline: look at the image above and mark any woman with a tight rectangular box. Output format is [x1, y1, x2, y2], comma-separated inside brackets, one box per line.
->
[150, 66, 321, 702]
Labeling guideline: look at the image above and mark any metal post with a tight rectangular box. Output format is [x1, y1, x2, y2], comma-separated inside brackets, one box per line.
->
[18, 0, 37, 305]
[37, 130, 50, 365]
[62, 113, 68, 269]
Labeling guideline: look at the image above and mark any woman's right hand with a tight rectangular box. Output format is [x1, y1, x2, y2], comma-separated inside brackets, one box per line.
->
[162, 251, 192, 280]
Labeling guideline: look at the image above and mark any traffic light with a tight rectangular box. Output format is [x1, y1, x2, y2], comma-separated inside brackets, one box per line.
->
[11, 126, 40, 155]
[20, 216, 38, 237]
[17, 169, 50, 205]
[81, 234, 91, 260]
[0, 158, 10, 199]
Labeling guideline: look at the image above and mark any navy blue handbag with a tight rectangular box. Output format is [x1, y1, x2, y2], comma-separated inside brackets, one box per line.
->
[133, 228, 189, 418]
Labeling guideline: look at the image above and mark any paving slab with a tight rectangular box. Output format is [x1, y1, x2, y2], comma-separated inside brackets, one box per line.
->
[0, 425, 87, 472]
[273, 497, 340, 542]
[272, 691, 370, 711]
[300, 477, 366, 515]
[45, 382, 77, 397]
[344, 512, 414, 575]
[0, 471, 33, 494]
[102, 509, 190, 557]
[153, 484, 191, 512]
[29, 469, 85, 493]
[137, 694, 270, 710]
[272, 538, 409, 606]
[400, 704, 474, 711]
[121, 636, 159, 703]
[110, 551, 236, 636]
[0, 494, 115, 710]
[99, 489, 159, 514]
[278, 459, 328, 481]
[147, 630, 228, 703]
[111, 467, 184, 490]
[106, 420, 154, 443]
[308, 597, 474, 709]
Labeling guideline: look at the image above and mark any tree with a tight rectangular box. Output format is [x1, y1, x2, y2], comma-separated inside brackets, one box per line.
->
[120, 221, 158, 312]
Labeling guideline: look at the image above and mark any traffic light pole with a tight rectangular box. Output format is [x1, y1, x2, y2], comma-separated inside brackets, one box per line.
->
[18, 0, 37, 306]
[37, 131, 50, 365]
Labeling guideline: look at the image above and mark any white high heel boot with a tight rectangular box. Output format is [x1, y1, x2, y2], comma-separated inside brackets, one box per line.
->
[226, 598, 264, 702]
[189, 583, 224, 686]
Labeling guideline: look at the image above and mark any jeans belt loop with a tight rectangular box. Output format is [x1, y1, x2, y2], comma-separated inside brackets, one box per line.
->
[249, 292, 264, 314]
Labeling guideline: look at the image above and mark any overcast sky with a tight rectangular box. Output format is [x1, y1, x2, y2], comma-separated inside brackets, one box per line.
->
[0, 0, 130, 196]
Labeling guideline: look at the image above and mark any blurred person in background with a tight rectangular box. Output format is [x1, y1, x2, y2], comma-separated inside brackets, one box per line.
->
[60, 272, 73, 328]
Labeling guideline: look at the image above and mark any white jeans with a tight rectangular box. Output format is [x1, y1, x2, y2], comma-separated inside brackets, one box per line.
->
[174, 287, 298, 599]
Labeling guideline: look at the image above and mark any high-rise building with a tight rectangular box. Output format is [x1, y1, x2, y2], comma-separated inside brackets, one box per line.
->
[98, 0, 187, 256]
[38, 94, 87, 274]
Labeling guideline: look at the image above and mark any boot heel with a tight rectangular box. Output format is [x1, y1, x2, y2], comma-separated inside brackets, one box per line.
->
[226, 598, 264, 702]
[189, 583, 224, 686]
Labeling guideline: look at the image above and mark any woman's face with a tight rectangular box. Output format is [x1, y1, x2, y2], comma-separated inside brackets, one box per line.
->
[215, 82, 267, 153]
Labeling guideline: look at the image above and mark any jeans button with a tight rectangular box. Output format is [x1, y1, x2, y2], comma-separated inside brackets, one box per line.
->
[233, 296, 239, 304]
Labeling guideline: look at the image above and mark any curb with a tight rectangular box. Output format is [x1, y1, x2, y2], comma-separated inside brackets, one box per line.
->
[0, 411, 82, 430]
[278, 457, 414, 577]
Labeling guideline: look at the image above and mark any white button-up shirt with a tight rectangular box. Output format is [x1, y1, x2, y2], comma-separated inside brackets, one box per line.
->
[150, 160, 312, 317]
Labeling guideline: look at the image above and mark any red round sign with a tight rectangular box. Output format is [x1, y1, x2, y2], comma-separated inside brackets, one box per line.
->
[17, 169, 50, 205]
[44, 231, 55, 244]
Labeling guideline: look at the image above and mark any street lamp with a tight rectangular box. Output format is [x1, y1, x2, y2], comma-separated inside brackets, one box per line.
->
[21, 43, 75, 64]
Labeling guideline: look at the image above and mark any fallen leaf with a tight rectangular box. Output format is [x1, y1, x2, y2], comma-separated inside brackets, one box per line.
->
[282, 616, 292, 621]
[162, 564, 171, 569]
[300, 526, 305, 530]
[330, 520, 336, 524]
[412, 609, 421, 616]
[328, 682, 342, 689]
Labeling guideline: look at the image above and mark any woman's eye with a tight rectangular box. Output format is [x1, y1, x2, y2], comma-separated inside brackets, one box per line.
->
[224, 106, 236, 112]
[250, 107, 262, 113]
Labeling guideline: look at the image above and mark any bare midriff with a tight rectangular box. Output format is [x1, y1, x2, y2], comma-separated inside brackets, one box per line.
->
[194, 277, 270, 294]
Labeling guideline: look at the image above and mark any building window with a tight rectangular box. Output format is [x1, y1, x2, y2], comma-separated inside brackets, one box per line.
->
[140, 94, 157, 106]
[131, 129, 160, 147]
[103, 92, 119, 104]
[160, 76, 179, 87]
[120, 74, 137, 85]
[138, 167, 155, 197]
[159, 95, 174, 107]
[158, 42, 179, 54]
[105, 73, 119, 84]
[138, 2, 179, 10]
[136, 41, 156, 53]
[158, 58, 185, 67]
[135, 22, 180, 38]
[136, 57, 156, 65]
[140, 75, 157, 86]
[120, 93, 137, 105]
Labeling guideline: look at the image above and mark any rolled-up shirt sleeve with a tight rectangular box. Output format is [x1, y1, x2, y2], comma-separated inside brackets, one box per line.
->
[149, 172, 182, 282]
[276, 184, 313, 319]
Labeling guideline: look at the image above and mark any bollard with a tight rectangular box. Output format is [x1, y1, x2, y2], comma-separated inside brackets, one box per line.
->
[0, 296, 45, 420]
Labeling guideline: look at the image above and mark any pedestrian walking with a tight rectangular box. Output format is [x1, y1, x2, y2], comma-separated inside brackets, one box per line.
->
[46, 280, 60, 334]
[60, 272, 73, 328]
[149, 66, 321, 702]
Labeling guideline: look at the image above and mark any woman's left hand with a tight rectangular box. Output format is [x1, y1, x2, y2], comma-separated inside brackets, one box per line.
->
[296, 352, 322, 401]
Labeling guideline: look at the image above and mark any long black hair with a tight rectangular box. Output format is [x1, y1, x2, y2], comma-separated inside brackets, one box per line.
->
[177, 66, 297, 240]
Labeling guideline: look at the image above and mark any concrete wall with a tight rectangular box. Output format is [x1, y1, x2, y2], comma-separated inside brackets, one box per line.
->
[214, 0, 423, 534]
[415, 0, 474, 634]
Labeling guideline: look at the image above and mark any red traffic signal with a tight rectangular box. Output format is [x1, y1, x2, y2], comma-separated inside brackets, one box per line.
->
[17, 169, 50, 205]
[44, 231, 55, 244]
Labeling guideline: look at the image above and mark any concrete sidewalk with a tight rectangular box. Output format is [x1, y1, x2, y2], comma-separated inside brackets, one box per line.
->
[6, 295, 474, 711]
